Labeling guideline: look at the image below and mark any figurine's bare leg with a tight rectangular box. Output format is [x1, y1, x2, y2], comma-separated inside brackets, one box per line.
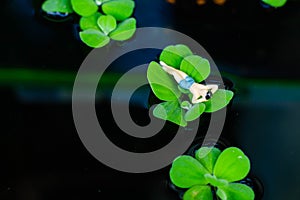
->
[159, 61, 188, 83]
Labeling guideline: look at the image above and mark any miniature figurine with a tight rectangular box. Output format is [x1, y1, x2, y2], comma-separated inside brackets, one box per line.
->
[160, 61, 218, 104]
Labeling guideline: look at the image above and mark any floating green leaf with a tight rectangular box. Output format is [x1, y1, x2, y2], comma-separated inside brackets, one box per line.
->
[42, 0, 73, 13]
[159, 44, 193, 69]
[102, 0, 135, 21]
[184, 103, 206, 122]
[147, 61, 181, 101]
[109, 18, 136, 41]
[217, 183, 255, 200]
[153, 101, 187, 127]
[95, 0, 110, 5]
[178, 85, 190, 94]
[79, 29, 110, 48]
[204, 89, 233, 113]
[170, 155, 209, 188]
[79, 12, 102, 30]
[181, 101, 192, 110]
[213, 147, 250, 183]
[262, 0, 287, 7]
[183, 185, 213, 200]
[180, 55, 210, 83]
[195, 147, 221, 173]
[97, 15, 117, 35]
[71, 0, 98, 16]
[204, 174, 228, 188]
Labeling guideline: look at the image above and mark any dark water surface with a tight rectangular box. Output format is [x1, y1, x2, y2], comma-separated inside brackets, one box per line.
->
[1, 0, 300, 200]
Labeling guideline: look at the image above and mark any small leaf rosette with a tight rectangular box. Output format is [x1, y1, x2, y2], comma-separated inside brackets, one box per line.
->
[42, 0, 136, 48]
[261, 0, 287, 8]
[147, 44, 234, 127]
[170, 147, 255, 200]
[42, 0, 74, 13]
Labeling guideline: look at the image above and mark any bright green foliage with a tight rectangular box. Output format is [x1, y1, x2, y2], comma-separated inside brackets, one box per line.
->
[195, 147, 221, 173]
[102, 0, 135, 21]
[204, 89, 234, 113]
[262, 0, 287, 7]
[184, 185, 213, 200]
[169, 156, 209, 188]
[169, 147, 255, 200]
[181, 101, 192, 110]
[79, 29, 110, 48]
[97, 15, 117, 35]
[184, 103, 206, 122]
[160, 45, 193, 69]
[147, 61, 181, 101]
[71, 0, 98, 17]
[42, 0, 73, 13]
[217, 183, 255, 200]
[213, 147, 250, 182]
[204, 174, 228, 187]
[147, 44, 234, 126]
[42, 0, 136, 48]
[180, 55, 210, 83]
[153, 101, 187, 127]
[95, 0, 110, 5]
[79, 12, 102, 30]
[109, 18, 136, 41]
[178, 85, 190, 94]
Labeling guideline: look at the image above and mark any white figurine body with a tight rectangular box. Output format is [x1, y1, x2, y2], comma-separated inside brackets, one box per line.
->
[160, 61, 218, 104]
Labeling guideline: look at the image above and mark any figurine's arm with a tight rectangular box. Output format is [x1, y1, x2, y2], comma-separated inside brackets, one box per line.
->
[205, 84, 218, 93]
[193, 84, 218, 92]
[190, 84, 219, 104]
[192, 95, 207, 104]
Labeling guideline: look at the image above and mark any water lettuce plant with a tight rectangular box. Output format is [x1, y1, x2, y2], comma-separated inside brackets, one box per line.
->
[170, 147, 255, 200]
[261, 0, 287, 8]
[147, 44, 234, 127]
[42, 0, 136, 48]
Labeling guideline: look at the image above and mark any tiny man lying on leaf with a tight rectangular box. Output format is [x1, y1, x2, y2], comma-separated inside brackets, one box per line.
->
[147, 44, 233, 127]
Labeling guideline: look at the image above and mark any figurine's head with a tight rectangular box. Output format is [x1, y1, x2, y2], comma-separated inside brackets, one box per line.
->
[205, 90, 213, 100]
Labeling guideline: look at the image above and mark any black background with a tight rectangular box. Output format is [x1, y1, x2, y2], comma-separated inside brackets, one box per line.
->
[1, 0, 300, 200]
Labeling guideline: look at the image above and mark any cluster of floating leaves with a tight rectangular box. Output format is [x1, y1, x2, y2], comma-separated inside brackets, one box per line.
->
[169, 146, 255, 200]
[147, 44, 234, 127]
[42, 0, 136, 48]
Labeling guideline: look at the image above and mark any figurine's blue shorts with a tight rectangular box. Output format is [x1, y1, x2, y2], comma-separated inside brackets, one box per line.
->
[179, 76, 195, 90]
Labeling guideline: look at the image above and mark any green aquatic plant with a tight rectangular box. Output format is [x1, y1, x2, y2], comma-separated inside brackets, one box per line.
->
[42, 0, 136, 48]
[42, 0, 74, 13]
[262, 0, 287, 7]
[147, 44, 233, 127]
[170, 147, 255, 200]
